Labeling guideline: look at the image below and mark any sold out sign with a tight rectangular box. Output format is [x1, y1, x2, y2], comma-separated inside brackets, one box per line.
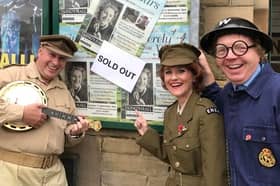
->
[96, 55, 137, 80]
[91, 41, 146, 93]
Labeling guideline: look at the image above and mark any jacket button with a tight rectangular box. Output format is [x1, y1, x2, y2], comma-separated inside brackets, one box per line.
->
[175, 161, 180, 167]
[261, 136, 266, 141]
[173, 145, 177, 150]
[186, 144, 190, 148]
[163, 139, 167, 143]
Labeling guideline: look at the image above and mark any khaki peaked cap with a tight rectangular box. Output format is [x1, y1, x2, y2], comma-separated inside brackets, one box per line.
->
[159, 43, 201, 66]
[40, 35, 77, 58]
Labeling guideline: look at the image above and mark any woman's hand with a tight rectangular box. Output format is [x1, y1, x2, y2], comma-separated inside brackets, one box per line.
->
[134, 110, 148, 136]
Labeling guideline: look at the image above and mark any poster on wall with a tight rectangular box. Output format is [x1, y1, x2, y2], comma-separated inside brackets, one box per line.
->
[75, 0, 167, 56]
[121, 0, 191, 122]
[59, 0, 94, 58]
[59, 0, 198, 128]
[141, 0, 191, 59]
[60, 0, 90, 23]
[0, 0, 42, 67]
[62, 59, 175, 125]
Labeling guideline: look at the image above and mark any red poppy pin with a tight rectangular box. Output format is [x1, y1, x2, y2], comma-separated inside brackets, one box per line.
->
[177, 124, 187, 134]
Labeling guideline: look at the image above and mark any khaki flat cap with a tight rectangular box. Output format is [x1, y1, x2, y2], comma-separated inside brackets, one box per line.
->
[40, 35, 77, 58]
[159, 43, 201, 66]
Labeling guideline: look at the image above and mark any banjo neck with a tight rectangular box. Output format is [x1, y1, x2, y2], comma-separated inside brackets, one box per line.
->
[42, 107, 102, 132]
[42, 107, 78, 123]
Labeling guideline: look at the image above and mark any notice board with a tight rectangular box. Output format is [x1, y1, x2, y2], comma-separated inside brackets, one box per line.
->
[53, 0, 200, 131]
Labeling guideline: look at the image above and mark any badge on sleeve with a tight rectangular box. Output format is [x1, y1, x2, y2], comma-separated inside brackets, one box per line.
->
[258, 148, 276, 168]
[206, 106, 220, 114]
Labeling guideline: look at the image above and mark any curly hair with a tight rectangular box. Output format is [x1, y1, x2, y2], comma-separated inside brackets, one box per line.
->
[158, 62, 204, 93]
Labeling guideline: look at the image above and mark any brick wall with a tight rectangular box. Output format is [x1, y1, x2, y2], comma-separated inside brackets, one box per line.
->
[200, 0, 268, 35]
[64, 129, 169, 186]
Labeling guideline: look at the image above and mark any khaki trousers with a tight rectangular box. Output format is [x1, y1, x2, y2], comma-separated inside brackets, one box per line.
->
[0, 159, 68, 186]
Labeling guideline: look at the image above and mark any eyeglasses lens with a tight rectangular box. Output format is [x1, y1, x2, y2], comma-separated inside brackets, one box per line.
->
[214, 40, 253, 59]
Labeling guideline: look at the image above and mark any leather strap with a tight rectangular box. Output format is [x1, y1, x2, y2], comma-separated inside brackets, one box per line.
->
[0, 148, 58, 169]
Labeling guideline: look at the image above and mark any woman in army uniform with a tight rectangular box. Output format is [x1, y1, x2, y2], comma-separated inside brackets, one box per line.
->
[134, 43, 227, 186]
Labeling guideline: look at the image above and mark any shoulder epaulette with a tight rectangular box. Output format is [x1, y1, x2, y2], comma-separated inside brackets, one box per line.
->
[196, 97, 220, 114]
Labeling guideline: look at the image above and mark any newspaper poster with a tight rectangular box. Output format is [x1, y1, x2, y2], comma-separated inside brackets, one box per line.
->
[59, 0, 95, 58]
[59, 23, 95, 58]
[141, 0, 190, 59]
[60, 0, 91, 23]
[75, 0, 167, 56]
[0, 0, 42, 67]
[120, 0, 191, 123]
[87, 65, 119, 119]
[62, 59, 120, 119]
[62, 60, 173, 123]
[121, 60, 175, 122]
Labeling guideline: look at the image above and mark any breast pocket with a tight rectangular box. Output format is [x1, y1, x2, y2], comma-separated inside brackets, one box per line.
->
[242, 126, 280, 184]
[47, 95, 73, 129]
[243, 126, 280, 144]
[55, 101, 71, 114]
[53, 95, 72, 114]
[166, 136, 201, 175]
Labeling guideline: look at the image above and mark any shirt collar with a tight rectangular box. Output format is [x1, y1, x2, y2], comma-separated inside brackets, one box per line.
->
[233, 64, 262, 91]
[177, 97, 188, 115]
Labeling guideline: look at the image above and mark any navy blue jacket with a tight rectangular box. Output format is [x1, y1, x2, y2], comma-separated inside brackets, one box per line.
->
[202, 63, 280, 186]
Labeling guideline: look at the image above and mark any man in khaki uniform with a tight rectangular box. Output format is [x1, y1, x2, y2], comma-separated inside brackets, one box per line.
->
[0, 35, 89, 186]
[134, 43, 227, 186]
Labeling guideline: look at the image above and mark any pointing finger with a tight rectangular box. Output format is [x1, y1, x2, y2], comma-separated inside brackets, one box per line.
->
[135, 110, 143, 118]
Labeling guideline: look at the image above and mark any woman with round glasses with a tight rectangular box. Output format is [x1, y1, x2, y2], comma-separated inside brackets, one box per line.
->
[200, 17, 280, 186]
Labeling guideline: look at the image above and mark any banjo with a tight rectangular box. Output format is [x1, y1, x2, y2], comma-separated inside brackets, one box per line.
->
[0, 81, 101, 132]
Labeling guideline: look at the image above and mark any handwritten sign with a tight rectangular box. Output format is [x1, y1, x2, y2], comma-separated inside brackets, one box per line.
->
[91, 41, 146, 93]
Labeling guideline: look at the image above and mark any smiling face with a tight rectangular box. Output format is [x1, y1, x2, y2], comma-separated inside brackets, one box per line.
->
[71, 68, 83, 89]
[215, 34, 261, 85]
[99, 6, 116, 28]
[36, 47, 67, 83]
[136, 68, 150, 92]
[163, 66, 193, 103]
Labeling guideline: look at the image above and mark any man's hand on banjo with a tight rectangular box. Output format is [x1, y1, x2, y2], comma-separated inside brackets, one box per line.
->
[22, 103, 48, 128]
[69, 116, 89, 136]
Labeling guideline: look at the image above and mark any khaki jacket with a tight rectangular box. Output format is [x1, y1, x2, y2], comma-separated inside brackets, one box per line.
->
[0, 62, 83, 155]
[137, 93, 227, 186]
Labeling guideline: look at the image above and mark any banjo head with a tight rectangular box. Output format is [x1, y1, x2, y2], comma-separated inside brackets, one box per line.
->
[0, 81, 47, 131]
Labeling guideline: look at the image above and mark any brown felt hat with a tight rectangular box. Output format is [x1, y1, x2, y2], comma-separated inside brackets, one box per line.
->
[40, 35, 77, 58]
[159, 43, 201, 66]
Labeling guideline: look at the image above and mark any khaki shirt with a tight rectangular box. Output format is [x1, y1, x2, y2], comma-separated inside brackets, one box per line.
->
[0, 62, 82, 155]
[137, 93, 227, 186]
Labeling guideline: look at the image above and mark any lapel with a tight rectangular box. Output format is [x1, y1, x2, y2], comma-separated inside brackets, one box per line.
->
[164, 93, 200, 141]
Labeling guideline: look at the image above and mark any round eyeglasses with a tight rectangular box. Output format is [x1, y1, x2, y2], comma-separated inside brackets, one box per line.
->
[214, 40, 256, 59]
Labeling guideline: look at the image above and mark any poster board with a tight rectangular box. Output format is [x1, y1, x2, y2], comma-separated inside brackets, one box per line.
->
[0, 0, 49, 67]
[55, 0, 200, 131]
